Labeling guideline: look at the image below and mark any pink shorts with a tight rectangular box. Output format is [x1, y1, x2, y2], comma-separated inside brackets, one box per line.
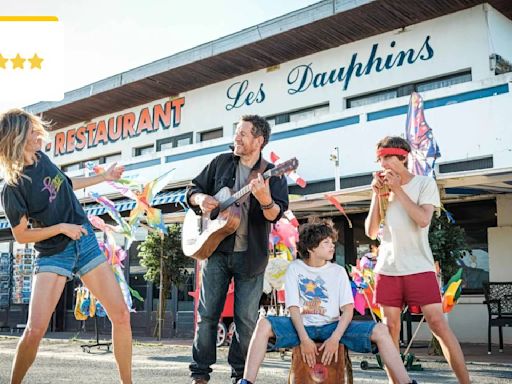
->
[374, 272, 442, 308]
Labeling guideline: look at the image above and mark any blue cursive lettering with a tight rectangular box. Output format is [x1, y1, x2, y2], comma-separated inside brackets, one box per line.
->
[286, 36, 435, 94]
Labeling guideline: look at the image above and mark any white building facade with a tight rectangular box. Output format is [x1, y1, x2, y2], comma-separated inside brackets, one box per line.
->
[1, 1, 511, 342]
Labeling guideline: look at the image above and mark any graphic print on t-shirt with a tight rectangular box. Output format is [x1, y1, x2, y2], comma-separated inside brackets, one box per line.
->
[298, 274, 329, 315]
[41, 173, 65, 203]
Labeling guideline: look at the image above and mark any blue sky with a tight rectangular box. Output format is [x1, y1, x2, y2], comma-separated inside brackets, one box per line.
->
[2, 0, 319, 108]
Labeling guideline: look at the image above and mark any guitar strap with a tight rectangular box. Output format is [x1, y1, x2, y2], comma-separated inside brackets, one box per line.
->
[237, 156, 269, 205]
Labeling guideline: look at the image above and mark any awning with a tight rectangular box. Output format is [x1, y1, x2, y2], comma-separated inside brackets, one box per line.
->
[83, 188, 188, 216]
[289, 167, 512, 218]
[0, 188, 188, 230]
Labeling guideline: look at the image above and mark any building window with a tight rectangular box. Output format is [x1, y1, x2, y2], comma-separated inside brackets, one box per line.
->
[176, 136, 192, 147]
[444, 200, 495, 293]
[134, 145, 154, 157]
[104, 153, 122, 164]
[266, 104, 329, 127]
[199, 128, 223, 142]
[62, 162, 81, 172]
[61, 153, 122, 172]
[347, 89, 397, 109]
[129, 274, 147, 312]
[416, 72, 472, 93]
[439, 156, 493, 173]
[289, 105, 329, 123]
[156, 133, 193, 152]
[346, 71, 472, 109]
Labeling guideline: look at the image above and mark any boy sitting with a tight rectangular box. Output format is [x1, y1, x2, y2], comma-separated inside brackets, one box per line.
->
[238, 221, 417, 384]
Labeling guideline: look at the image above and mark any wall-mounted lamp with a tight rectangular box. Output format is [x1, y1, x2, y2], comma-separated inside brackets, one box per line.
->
[330, 147, 340, 191]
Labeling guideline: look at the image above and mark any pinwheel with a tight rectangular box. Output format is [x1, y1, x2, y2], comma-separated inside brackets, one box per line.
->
[349, 260, 381, 321]
[89, 215, 127, 264]
[89, 192, 134, 241]
[96, 228, 128, 267]
[106, 169, 175, 234]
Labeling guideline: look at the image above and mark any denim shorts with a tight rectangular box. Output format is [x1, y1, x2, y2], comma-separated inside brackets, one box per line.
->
[34, 222, 106, 279]
[266, 316, 377, 353]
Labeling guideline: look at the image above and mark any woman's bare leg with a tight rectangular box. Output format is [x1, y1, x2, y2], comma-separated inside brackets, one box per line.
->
[10, 272, 67, 384]
[81, 263, 132, 384]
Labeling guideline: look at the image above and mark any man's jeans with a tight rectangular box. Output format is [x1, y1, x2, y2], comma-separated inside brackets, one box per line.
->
[190, 251, 264, 382]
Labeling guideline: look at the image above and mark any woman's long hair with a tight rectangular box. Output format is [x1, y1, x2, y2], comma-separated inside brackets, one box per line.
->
[0, 109, 49, 185]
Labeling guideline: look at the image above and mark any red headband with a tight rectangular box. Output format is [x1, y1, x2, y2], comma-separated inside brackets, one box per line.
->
[377, 147, 410, 157]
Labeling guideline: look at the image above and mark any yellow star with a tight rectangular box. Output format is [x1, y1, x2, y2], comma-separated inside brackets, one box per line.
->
[11, 54, 25, 69]
[0, 54, 7, 69]
[305, 281, 316, 293]
[28, 53, 43, 69]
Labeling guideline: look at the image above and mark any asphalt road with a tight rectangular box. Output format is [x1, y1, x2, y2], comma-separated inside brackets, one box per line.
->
[0, 336, 511, 383]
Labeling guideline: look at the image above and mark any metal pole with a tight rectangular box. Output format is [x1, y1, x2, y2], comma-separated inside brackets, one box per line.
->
[158, 233, 164, 341]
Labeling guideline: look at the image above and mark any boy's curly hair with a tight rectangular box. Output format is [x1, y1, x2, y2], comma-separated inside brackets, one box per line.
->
[297, 220, 337, 260]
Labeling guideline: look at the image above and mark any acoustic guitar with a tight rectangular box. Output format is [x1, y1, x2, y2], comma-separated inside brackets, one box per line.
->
[182, 158, 298, 260]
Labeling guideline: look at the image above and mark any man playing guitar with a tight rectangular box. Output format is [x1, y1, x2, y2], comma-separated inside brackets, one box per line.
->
[186, 114, 289, 384]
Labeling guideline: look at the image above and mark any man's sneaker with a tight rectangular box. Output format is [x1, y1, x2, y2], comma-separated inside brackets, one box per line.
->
[237, 380, 253, 384]
[191, 378, 208, 384]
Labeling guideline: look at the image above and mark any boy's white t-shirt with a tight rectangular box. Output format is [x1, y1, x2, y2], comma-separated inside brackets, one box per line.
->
[374, 175, 441, 276]
[285, 259, 354, 326]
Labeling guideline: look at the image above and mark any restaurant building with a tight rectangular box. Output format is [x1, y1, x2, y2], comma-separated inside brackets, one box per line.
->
[0, 0, 511, 343]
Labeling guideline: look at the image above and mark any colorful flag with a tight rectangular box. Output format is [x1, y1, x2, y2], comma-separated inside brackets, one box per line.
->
[405, 92, 441, 177]
[442, 268, 463, 313]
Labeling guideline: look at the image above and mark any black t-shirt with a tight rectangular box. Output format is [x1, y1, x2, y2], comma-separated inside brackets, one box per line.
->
[1, 151, 87, 256]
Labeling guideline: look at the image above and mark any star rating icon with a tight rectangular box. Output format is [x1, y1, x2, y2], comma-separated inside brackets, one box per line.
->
[0, 54, 7, 69]
[0, 53, 44, 70]
[28, 54, 43, 69]
[11, 54, 25, 69]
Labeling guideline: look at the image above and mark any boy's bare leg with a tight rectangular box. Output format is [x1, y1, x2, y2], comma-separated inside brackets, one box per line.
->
[243, 317, 275, 382]
[370, 323, 412, 384]
[422, 303, 470, 384]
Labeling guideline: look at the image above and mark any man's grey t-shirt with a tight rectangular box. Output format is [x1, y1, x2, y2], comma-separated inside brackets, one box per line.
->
[233, 162, 251, 252]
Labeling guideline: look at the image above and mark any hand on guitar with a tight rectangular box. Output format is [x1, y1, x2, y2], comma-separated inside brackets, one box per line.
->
[192, 193, 219, 213]
[249, 173, 272, 206]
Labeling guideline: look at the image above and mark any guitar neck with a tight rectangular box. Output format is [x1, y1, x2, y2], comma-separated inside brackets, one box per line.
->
[219, 170, 270, 211]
